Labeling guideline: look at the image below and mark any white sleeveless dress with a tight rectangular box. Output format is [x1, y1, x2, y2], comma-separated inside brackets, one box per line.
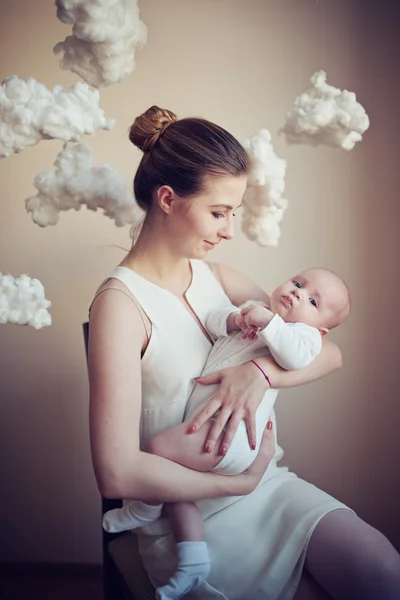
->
[106, 260, 351, 600]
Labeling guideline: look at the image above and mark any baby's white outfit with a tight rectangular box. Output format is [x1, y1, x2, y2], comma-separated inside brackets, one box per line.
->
[99, 260, 352, 600]
[186, 303, 322, 475]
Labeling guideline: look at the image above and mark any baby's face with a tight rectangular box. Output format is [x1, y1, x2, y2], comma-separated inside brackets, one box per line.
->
[269, 268, 349, 333]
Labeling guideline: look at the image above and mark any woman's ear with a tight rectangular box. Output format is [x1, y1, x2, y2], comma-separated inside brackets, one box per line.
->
[156, 185, 176, 214]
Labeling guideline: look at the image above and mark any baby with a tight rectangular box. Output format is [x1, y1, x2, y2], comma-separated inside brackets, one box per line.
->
[103, 267, 351, 600]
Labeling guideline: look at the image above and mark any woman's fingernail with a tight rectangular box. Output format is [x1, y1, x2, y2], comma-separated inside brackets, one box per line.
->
[267, 420, 273, 430]
[205, 444, 212, 453]
[251, 442, 256, 451]
[220, 447, 227, 456]
[188, 426, 196, 434]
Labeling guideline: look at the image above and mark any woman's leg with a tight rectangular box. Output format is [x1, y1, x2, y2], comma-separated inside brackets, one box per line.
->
[301, 508, 400, 600]
[293, 571, 331, 600]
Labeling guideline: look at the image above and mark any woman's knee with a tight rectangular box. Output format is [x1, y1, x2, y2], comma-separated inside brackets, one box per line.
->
[305, 509, 400, 597]
[371, 543, 400, 586]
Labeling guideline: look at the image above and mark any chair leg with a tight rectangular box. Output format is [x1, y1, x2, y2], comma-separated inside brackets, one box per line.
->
[102, 498, 126, 599]
[103, 534, 127, 600]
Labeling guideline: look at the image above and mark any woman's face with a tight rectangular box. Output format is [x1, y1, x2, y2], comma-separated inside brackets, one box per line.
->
[169, 174, 247, 259]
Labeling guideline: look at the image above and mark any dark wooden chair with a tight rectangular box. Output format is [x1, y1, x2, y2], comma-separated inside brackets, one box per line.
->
[83, 322, 156, 600]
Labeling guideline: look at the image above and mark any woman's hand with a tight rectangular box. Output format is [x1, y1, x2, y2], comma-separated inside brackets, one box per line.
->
[186, 361, 270, 455]
[234, 421, 275, 495]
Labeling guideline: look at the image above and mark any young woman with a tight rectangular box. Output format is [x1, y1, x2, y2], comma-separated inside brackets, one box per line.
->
[88, 106, 400, 600]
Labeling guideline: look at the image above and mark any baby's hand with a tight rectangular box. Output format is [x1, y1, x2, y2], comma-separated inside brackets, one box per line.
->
[234, 305, 260, 340]
[241, 305, 274, 333]
[233, 311, 247, 331]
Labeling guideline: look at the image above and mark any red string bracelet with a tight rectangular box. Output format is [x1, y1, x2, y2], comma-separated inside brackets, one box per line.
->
[250, 359, 272, 387]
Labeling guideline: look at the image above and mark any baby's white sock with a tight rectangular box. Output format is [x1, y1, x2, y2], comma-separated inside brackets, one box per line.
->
[102, 500, 163, 533]
[155, 541, 211, 600]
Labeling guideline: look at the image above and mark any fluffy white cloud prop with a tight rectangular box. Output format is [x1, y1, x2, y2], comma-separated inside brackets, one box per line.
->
[0, 273, 51, 329]
[25, 141, 143, 227]
[280, 70, 370, 150]
[0, 76, 115, 158]
[54, 0, 147, 88]
[242, 129, 288, 247]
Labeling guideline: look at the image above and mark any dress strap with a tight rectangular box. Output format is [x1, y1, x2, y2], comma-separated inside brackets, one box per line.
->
[89, 284, 151, 344]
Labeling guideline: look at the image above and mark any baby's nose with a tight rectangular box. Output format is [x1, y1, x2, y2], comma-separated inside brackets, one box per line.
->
[290, 288, 300, 299]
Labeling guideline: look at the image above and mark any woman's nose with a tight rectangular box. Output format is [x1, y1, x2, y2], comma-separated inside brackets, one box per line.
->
[219, 218, 234, 240]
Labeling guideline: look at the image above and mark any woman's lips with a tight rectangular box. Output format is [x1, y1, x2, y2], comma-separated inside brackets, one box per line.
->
[204, 241, 216, 249]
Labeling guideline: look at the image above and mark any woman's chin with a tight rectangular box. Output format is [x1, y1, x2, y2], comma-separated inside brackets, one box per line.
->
[189, 247, 209, 260]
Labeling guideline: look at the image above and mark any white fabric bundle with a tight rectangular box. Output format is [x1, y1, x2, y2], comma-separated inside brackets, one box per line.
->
[242, 129, 288, 247]
[25, 141, 143, 228]
[54, 0, 147, 88]
[0, 273, 51, 329]
[0, 76, 115, 158]
[281, 70, 370, 150]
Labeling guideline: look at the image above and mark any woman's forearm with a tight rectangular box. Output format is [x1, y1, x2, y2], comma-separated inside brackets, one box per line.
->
[256, 338, 342, 388]
[101, 450, 246, 502]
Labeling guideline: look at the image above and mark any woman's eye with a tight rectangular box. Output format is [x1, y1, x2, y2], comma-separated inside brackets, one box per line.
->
[292, 280, 301, 288]
[309, 298, 318, 308]
[212, 212, 224, 219]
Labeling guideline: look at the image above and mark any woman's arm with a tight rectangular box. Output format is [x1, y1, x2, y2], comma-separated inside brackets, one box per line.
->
[209, 262, 270, 306]
[88, 285, 273, 502]
[254, 336, 342, 388]
[188, 338, 341, 457]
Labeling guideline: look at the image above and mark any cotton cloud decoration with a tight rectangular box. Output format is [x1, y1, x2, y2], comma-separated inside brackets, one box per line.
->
[280, 70, 370, 150]
[0, 273, 52, 329]
[25, 141, 143, 228]
[54, 0, 147, 88]
[242, 129, 288, 247]
[0, 76, 115, 158]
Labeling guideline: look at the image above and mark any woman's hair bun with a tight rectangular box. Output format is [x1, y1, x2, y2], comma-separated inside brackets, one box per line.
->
[129, 105, 178, 152]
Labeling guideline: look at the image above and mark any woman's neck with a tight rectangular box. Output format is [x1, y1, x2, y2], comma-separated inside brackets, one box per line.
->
[120, 224, 192, 296]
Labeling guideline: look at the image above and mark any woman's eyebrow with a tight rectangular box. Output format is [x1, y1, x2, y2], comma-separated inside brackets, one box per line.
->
[210, 203, 242, 210]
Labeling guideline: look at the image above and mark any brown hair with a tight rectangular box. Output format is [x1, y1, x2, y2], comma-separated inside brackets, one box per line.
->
[129, 105, 249, 212]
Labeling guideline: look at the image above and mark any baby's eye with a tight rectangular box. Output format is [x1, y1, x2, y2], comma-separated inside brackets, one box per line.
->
[309, 298, 318, 308]
[212, 212, 224, 219]
[292, 280, 301, 288]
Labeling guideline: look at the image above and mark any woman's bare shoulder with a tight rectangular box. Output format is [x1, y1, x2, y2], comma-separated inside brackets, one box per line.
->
[89, 277, 148, 352]
[207, 262, 269, 306]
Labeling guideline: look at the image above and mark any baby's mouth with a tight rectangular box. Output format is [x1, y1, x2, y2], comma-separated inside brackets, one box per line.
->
[281, 295, 293, 307]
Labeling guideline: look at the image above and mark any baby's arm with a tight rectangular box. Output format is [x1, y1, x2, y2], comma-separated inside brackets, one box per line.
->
[236, 304, 322, 370]
[258, 315, 322, 370]
[205, 304, 240, 338]
[238, 304, 274, 339]
[206, 301, 271, 338]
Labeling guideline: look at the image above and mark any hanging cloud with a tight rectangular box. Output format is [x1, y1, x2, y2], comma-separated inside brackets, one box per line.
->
[25, 141, 143, 228]
[0, 273, 52, 329]
[280, 70, 370, 150]
[242, 129, 288, 247]
[0, 76, 115, 158]
[54, 0, 147, 88]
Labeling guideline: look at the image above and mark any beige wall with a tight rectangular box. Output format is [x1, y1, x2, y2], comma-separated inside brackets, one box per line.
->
[0, 0, 399, 564]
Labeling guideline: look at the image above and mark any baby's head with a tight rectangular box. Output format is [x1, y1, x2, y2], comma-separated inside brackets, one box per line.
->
[270, 268, 350, 335]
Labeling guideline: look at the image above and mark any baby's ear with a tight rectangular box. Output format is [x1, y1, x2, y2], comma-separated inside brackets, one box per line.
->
[319, 327, 329, 336]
